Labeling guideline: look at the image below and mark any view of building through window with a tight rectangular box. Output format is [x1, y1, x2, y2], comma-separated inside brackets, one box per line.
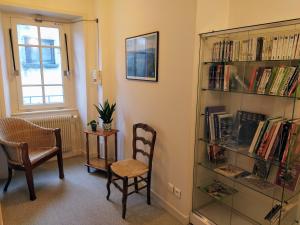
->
[16, 24, 64, 105]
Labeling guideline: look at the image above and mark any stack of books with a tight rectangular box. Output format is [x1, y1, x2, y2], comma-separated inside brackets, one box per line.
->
[211, 33, 300, 62]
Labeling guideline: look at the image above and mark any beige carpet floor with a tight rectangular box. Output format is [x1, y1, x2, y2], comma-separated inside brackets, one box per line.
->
[0, 156, 182, 225]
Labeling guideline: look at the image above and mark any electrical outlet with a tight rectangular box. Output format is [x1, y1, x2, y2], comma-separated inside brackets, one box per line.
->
[174, 187, 181, 199]
[168, 182, 174, 193]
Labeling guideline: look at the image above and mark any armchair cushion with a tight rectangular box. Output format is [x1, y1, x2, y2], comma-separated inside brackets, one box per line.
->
[29, 147, 58, 164]
[111, 159, 148, 178]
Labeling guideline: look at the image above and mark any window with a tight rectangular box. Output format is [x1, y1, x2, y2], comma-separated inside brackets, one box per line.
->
[15, 23, 65, 106]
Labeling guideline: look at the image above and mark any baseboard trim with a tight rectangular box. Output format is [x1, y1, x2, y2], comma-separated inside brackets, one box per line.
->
[151, 190, 189, 225]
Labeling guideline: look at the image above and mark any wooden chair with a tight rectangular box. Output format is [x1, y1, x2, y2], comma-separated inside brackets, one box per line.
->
[0, 117, 64, 201]
[106, 123, 157, 219]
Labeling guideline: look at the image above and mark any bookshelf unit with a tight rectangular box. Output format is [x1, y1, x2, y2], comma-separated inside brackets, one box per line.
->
[191, 19, 300, 225]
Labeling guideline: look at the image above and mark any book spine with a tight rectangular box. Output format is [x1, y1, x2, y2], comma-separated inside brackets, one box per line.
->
[279, 67, 296, 96]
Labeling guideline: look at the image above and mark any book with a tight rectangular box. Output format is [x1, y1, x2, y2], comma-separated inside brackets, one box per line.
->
[257, 117, 283, 158]
[212, 111, 226, 140]
[271, 36, 278, 60]
[257, 68, 272, 94]
[204, 106, 226, 140]
[248, 68, 258, 92]
[249, 121, 265, 153]
[256, 37, 263, 61]
[207, 144, 226, 163]
[214, 164, 245, 178]
[252, 159, 271, 179]
[269, 66, 285, 95]
[218, 113, 233, 141]
[264, 121, 283, 160]
[264, 204, 282, 221]
[275, 163, 300, 191]
[233, 111, 266, 146]
[201, 180, 238, 200]
[278, 66, 296, 96]
[265, 67, 279, 94]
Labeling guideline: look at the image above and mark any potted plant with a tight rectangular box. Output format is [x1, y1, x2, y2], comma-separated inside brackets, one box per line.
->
[94, 100, 116, 131]
[87, 120, 98, 132]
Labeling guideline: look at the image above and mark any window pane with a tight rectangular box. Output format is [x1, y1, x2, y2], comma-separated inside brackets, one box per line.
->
[17, 25, 38, 45]
[42, 48, 62, 84]
[44, 86, 64, 104]
[40, 27, 60, 46]
[19, 46, 42, 85]
[22, 86, 43, 105]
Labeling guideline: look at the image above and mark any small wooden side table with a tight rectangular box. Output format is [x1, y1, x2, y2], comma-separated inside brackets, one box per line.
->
[83, 129, 119, 173]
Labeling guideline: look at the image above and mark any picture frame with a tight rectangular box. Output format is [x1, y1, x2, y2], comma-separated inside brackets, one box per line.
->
[125, 31, 159, 82]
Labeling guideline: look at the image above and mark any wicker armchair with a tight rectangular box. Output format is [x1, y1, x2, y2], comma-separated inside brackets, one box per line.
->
[0, 117, 64, 200]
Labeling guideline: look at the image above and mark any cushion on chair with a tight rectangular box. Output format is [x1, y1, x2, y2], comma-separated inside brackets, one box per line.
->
[29, 147, 58, 164]
[111, 159, 148, 178]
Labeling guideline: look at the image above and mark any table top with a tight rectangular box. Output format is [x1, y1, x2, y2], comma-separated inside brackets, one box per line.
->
[84, 129, 118, 137]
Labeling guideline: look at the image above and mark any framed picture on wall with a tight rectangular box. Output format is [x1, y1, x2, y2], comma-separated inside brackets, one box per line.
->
[125, 31, 159, 82]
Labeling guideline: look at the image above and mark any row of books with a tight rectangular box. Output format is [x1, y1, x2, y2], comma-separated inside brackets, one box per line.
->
[208, 64, 300, 97]
[211, 33, 300, 62]
[249, 118, 300, 164]
[205, 106, 266, 145]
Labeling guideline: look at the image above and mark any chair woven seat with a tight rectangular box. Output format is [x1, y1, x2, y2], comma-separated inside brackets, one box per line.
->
[29, 147, 58, 164]
[111, 159, 148, 178]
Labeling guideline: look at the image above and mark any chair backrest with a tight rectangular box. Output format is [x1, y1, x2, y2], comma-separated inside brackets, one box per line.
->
[0, 117, 54, 147]
[132, 123, 157, 171]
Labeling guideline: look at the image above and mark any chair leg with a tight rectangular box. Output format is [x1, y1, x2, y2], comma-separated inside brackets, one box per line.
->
[57, 150, 64, 179]
[25, 168, 36, 201]
[122, 176, 128, 219]
[134, 177, 139, 193]
[147, 174, 151, 205]
[106, 165, 112, 200]
[3, 167, 12, 192]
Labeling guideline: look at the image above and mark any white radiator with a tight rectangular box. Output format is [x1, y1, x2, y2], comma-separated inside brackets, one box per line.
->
[28, 115, 81, 153]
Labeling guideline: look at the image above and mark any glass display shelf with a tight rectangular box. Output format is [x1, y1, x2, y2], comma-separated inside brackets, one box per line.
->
[194, 198, 260, 225]
[198, 138, 282, 167]
[197, 160, 300, 202]
[203, 59, 300, 64]
[201, 88, 300, 100]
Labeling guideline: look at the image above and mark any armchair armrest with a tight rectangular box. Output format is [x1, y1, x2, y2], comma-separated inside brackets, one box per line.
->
[0, 139, 28, 165]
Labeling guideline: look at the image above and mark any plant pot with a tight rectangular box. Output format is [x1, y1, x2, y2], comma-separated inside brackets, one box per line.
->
[103, 122, 112, 131]
[91, 123, 97, 132]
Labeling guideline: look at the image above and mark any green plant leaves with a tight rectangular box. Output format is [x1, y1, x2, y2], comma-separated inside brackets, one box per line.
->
[94, 100, 116, 123]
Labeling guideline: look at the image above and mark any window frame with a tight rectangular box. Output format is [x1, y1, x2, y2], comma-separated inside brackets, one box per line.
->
[10, 18, 71, 111]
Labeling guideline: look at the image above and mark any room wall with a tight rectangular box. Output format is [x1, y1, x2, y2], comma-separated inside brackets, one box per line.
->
[228, 0, 300, 28]
[94, 0, 197, 222]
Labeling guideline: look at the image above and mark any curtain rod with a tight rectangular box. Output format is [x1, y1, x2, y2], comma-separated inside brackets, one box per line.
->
[34, 16, 98, 24]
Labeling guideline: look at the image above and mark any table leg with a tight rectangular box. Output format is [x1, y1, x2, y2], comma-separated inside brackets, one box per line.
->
[97, 136, 100, 159]
[86, 133, 90, 173]
[115, 133, 118, 162]
[104, 136, 108, 169]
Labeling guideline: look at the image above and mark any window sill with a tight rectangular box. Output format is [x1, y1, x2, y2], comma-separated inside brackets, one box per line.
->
[11, 108, 78, 118]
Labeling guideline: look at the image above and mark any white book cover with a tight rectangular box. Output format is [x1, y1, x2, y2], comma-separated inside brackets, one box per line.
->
[252, 37, 257, 61]
[292, 34, 299, 59]
[262, 37, 267, 60]
[271, 36, 278, 60]
[267, 36, 272, 60]
[287, 35, 294, 59]
[276, 36, 284, 60]
[295, 34, 300, 59]
[282, 35, 289, 59]
[249, 121, 265, 153]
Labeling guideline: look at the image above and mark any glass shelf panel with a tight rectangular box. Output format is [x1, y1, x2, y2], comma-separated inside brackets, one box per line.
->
[201, 88, 300, 100]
